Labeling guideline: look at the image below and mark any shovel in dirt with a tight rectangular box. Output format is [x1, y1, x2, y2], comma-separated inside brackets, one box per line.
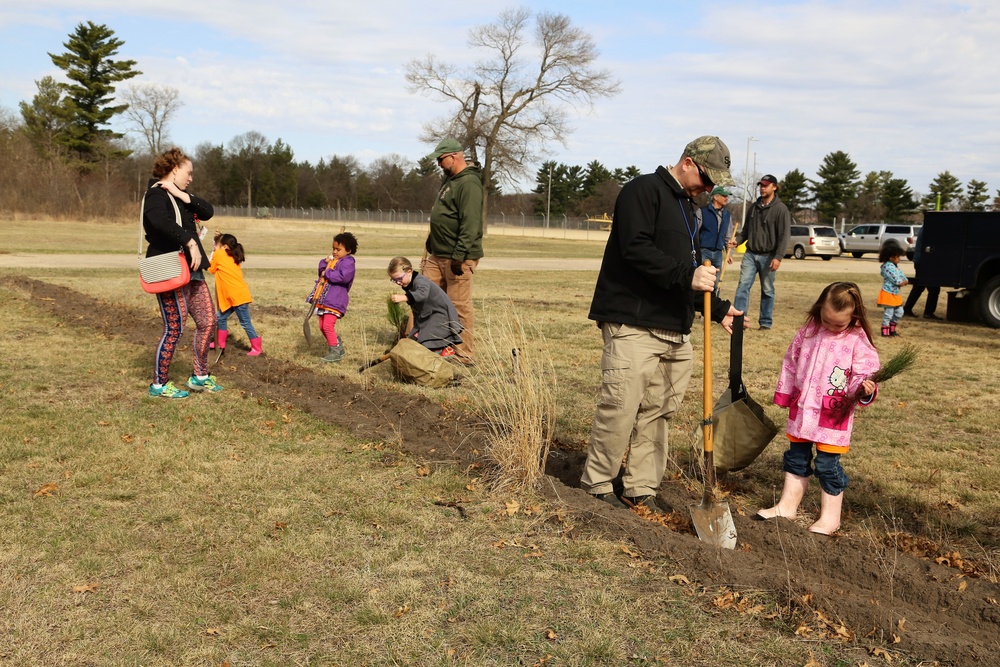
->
[303, 278, 327, 346]
[690, 266, 738, 550]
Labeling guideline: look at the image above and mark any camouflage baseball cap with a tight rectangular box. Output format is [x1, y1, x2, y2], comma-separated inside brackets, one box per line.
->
[682, 136, 735, 187]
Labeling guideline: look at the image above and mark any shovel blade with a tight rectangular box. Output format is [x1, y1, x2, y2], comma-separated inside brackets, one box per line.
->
[690, 499, 737, 550]
[213, 347, 226, 365]
[303, 313, 313, 345]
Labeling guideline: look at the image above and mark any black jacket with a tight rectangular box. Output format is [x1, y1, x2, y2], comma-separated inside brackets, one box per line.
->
[142, 182, 213, 271]
[589, 166, 731, 333]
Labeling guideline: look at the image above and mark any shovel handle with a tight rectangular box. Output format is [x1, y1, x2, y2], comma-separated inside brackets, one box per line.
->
[358, 352, 391, 374]
[702, 261, 717, 486]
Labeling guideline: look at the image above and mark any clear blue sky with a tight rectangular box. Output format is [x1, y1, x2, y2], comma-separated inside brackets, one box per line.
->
[1, 0, 997, 200]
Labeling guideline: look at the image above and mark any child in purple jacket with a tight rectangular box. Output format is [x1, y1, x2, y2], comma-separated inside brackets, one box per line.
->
[310, 232, 357, 362]
[756, 282, 880, 535]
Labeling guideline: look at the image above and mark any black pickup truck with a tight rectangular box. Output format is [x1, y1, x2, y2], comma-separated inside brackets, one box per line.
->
[919, 211, 1000, 328]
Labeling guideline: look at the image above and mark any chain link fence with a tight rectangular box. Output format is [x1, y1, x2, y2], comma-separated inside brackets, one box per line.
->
[213, 206, 613, 240]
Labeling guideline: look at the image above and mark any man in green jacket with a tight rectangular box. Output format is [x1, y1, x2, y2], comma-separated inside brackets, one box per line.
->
[423, 137, 484, 362]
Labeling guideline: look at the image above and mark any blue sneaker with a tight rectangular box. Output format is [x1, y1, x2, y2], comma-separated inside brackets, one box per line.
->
[149, 381, 190, 399]
[186, 375, 224, 393]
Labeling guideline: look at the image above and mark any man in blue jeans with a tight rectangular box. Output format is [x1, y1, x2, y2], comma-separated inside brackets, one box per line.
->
[730, 174, 791, 330]
[699, 185, 732, 296]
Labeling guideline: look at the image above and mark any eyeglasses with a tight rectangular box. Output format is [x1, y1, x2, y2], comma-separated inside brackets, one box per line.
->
[436, 153, 454, 165]
[693, 160, 714, 189]
[389, 274, 407, 285]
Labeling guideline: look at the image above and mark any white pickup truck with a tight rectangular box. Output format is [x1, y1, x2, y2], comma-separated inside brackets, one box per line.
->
[838, 223, 921, 260]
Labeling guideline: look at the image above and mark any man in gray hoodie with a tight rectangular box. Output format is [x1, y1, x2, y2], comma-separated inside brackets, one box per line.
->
[731, 174, 791, 330]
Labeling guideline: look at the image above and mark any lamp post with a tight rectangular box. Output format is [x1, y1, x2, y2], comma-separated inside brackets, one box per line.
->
[740, 137, 758, 232]
[545, 164, 552, 229]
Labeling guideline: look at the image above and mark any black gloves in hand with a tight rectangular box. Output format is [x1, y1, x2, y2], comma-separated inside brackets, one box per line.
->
[450, 259, 464, 276]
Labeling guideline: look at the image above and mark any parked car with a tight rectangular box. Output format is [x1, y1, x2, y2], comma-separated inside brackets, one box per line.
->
[918, 211, 1000, 328]
[785, 224, 841, 260]
[838, 223, 921, 259]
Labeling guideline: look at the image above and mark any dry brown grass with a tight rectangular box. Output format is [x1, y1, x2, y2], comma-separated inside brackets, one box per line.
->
[464, 303, 557, 495]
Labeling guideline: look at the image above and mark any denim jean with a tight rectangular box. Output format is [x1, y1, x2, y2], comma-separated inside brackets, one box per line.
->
[733, 251, 776, 327]
[218, 303, 258, 339]
[882, 305, 904, 326]
[782, 441, 849, 495]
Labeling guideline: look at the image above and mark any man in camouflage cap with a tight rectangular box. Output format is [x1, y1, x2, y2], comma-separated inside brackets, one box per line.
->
[581, 136, 742, 513]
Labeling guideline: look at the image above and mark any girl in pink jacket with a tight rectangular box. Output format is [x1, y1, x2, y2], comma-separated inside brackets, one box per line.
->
[756, 282, 880, 534]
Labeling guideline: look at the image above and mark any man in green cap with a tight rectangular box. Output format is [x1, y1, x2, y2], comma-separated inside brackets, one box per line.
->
[700, 185, 733, 297]
[422, 137, 484, 363]
[581, 136, 742, 513]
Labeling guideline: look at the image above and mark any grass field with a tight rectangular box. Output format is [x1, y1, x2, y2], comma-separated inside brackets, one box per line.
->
[2, 217, 998, 665]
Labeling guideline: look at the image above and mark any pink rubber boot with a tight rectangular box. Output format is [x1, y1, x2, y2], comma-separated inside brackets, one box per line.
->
[248, 337, 263, 356]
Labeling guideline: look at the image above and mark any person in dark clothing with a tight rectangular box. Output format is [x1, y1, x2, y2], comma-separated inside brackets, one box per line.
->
[581, 136, 742, 513]
[699, 185, 733, 296]
[388, 256, 463, 355]
[731, 174, 792, 330]
[142, 147, 221, 398]
[903, 226, 942, 320]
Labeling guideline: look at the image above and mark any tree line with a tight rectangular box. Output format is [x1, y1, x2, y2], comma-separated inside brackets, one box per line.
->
[2, 19, 997, 224]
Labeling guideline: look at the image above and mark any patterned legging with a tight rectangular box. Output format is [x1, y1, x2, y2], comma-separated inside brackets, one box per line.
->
[153, 279, 215, 384]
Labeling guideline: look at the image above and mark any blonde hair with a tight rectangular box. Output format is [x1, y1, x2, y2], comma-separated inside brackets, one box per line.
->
[387, 256, 413, 274]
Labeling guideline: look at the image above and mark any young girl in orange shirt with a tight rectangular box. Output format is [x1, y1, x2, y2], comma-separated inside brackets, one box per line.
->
[208, 232, 262, 356]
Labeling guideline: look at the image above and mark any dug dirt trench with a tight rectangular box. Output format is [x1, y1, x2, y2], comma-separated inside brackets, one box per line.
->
[9, 275, 1000, 667]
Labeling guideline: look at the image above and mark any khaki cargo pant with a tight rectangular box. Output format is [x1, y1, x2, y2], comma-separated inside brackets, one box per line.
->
[422, 254, 478, 361]
[581, 323, 693, 499]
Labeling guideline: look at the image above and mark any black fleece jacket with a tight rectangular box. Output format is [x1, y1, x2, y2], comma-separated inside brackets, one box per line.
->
[589, 166, 731, 333]
[142, 182, 214, 271]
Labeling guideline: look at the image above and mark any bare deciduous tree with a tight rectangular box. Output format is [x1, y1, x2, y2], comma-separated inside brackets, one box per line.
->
[405, 8, 620, 218]
[121, 83, 182, 155]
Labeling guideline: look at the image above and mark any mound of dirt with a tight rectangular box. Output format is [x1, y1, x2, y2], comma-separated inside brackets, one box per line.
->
[9, 276, 1000, 666]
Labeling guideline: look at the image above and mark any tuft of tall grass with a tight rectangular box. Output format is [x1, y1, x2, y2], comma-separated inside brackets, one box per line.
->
[465, 303, 556, 494]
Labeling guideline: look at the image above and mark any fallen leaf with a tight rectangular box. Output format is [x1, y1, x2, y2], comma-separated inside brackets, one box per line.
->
[393, 604, 410, 618]
[465, 484, 476, 491]
[892, 633, 901, 643]
[871, 647, 893, 662]
[416, 465, 430, 477]
[620, 545, 640, 558]
[72, 582, 98, 593]
[523, 550, 543, 558]
[34, 483, 58, 497]
[545, 628, 558, 640]
[958, 580, 967, 592]
[896, 618, 906, 633]
[504, 500, 520, 516]
[274, 521, 288, 530]
[205, 628, 221, 636]
[668, 574, 690, 585]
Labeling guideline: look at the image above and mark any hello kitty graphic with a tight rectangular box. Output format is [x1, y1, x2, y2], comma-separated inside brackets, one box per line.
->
[827, 366, 851, 397]
[821, 365, 852, 429]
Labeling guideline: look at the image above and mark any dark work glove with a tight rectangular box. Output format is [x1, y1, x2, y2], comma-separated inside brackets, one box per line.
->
[450, 259, 464, 276]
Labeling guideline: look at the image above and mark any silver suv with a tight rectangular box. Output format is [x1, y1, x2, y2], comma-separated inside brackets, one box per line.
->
[839, 223, 921, 260]
[785, 224, 841, 260]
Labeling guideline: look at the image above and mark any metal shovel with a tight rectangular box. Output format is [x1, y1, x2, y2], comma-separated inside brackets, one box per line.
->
[690, 268, 737, 550]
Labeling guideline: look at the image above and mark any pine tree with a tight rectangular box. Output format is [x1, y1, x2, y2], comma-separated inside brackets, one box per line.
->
[921, 171, 963, 210]
[882, 178, 916, 221]
[48, 21, 140, 168]
[961, 179, 990, 212]
[779, 168, 811, 214]
[811, 151, 860, 225]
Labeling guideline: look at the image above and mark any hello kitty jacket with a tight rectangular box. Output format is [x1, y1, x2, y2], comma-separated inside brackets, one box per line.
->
[773, 323, 880, 453]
